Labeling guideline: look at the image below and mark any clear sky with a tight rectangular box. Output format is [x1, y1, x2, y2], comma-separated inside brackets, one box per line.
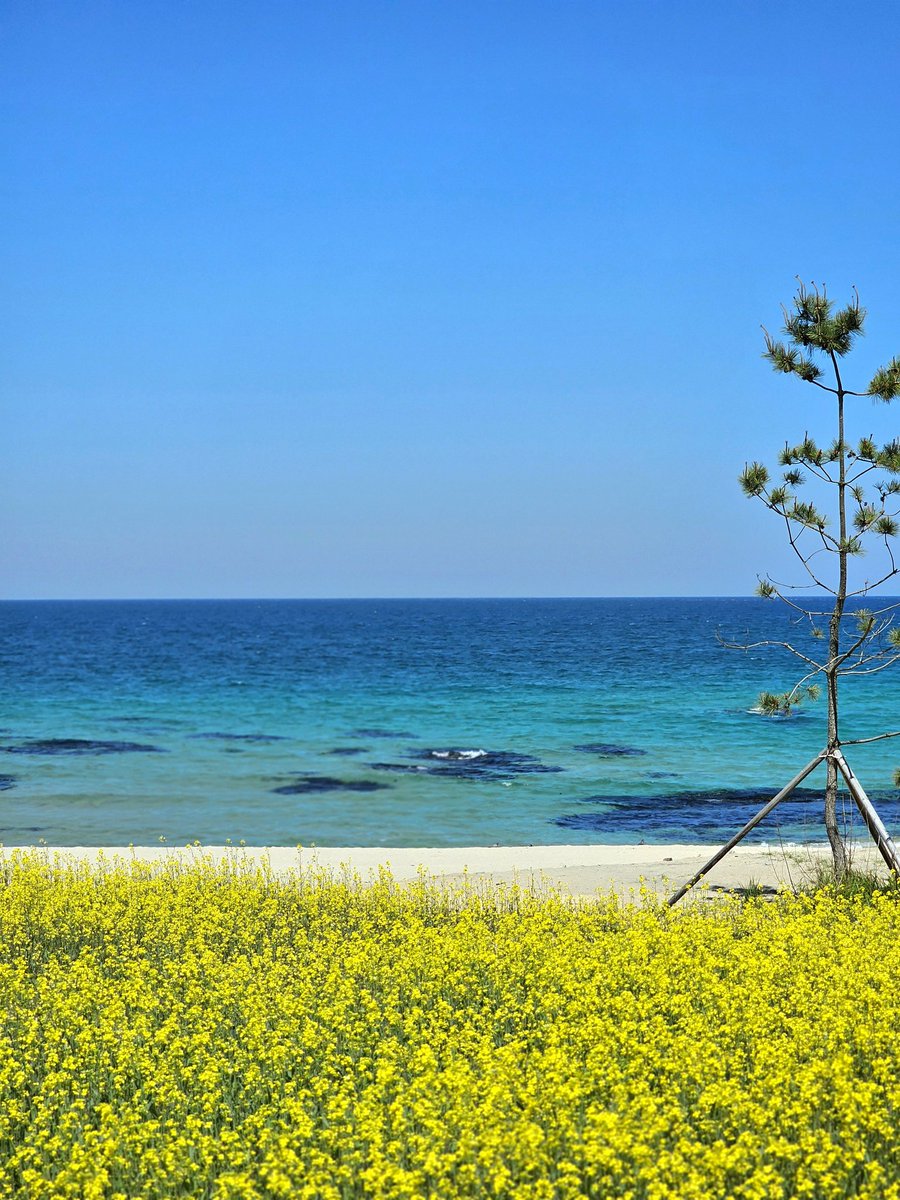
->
[3, 0, 900, 599]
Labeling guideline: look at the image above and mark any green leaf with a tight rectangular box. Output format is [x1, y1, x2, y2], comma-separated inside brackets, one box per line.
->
[830, 301, 866, 354]
[853, 504, 879, 531]
[876, 516, 899, 537]
[795, 358, 822, 382]
[757, 690, 795, 716]
[868, 356, 900, 402]
[782, 284, 864, 356]
[739, 462, 769, 497]
[789, 501, 826, 528]
[755, 580, 777, 599]
[799, 436, 823, 464]
[877, 440, 900, 473]
[763, 335, 801, 374]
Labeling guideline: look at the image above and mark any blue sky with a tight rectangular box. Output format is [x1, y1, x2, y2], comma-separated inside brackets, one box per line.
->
[3, 0, 900, 598]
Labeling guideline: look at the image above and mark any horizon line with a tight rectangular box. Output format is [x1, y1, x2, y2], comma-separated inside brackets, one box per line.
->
[4, 593, 886, 604]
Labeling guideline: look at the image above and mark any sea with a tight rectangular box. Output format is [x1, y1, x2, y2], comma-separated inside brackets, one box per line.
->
[2, 598, 900, 847]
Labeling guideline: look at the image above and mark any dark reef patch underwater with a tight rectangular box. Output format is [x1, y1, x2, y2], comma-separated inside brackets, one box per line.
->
[189, 732, 288, 743]
[271, 775, 390, 795]
[351, 728, 419, 740]
[367, 748, 565, 783]
[2, 738, 165, 756]
[573, 743, 648, 757]
[555, 785, 900, 843]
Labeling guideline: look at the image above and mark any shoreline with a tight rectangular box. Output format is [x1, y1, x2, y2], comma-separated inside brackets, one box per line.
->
[3, 842, 884, 898]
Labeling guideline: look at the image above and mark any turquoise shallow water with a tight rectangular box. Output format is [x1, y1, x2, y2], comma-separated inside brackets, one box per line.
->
[1, 598, 899, 846]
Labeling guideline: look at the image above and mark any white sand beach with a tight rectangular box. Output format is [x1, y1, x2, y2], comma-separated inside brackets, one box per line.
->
[11, 842, 889, 901]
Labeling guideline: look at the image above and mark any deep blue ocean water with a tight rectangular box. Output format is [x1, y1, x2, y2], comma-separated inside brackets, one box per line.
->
[2, 598, 900, 846]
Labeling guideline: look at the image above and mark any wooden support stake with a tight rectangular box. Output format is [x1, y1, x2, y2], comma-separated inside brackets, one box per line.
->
[830, 748, 900, 877]
[667, 753, 826, 907]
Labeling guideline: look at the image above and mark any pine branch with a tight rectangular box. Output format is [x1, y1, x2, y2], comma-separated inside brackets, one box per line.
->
[868, 356, 900, 402]
[841, 729, 900, 747]
[718, 635, 823, 671]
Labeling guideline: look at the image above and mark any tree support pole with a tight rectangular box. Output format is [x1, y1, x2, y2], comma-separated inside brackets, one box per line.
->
[830, 748, 900, 876]
[666, 753, 826, 907]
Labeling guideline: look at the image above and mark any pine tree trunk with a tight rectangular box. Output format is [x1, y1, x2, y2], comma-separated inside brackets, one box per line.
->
[827, 365, 849, 881]
[825, 666, 848, 879]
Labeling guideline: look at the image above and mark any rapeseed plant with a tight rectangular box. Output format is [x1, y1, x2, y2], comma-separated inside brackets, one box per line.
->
[0, 851, 898, 1198]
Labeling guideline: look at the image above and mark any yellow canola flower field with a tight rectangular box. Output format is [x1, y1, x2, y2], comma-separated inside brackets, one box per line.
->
[1, 852, 899, 1200]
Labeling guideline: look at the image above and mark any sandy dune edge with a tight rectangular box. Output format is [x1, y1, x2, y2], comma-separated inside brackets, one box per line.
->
[6, 842, 885, 900]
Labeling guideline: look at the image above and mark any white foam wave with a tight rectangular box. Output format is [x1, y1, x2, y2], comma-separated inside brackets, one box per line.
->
[430, 749, 487, 760]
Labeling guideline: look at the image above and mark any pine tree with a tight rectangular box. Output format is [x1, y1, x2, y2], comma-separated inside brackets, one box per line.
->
[737, 281, 900, 877]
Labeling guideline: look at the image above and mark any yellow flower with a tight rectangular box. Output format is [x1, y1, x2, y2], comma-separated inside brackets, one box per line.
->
[0, 850, 899, 1198]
